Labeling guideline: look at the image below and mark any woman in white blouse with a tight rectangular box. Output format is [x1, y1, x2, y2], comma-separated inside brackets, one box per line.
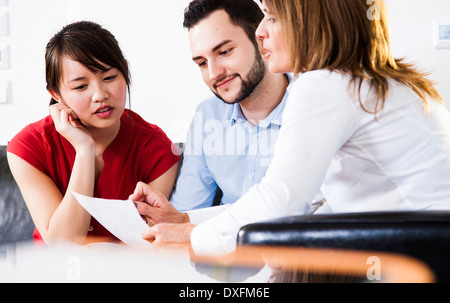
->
[134, 0, 450, 255]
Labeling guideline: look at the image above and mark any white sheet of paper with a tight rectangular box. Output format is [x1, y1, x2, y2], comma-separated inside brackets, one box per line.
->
[72, 192, 152, 249]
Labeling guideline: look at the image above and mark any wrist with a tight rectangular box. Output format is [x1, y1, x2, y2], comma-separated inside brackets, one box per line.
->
[183, 223, 195, 242]
[75, 141, 96, 158]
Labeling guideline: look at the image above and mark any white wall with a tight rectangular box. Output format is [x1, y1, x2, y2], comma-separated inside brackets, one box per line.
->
[386, 0, 450, 106]
[0, 0, 449, 146]
[0, 0, 210, 146]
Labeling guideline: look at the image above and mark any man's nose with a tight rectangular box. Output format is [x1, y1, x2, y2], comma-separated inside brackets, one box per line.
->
[208, 60, 226, 82]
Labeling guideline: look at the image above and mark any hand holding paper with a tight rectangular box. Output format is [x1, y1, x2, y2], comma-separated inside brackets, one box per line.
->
[129, 181, 190, 225]
[72, 192, 152, 249]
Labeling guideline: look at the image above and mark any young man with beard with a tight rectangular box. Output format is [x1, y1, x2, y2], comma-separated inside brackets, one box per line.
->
[132, 0, 323, 227]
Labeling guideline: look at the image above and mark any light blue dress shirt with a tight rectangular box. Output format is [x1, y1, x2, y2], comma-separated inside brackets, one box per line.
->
[170, 80, 290, 212]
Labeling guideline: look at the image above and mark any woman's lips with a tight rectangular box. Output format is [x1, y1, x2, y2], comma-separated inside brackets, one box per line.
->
[94, 106, 113, 118]
[261, 46, 272, 59]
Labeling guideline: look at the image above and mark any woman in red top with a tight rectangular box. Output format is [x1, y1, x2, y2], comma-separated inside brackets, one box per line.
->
[6, 21, 180, 246]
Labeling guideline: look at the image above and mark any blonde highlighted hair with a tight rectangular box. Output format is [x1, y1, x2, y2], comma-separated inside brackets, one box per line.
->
[263, 0, 442, 114]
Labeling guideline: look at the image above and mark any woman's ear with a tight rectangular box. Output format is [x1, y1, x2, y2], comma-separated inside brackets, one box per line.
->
[47, 89, 61, 103]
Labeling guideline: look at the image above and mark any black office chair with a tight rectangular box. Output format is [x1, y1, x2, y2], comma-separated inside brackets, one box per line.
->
[237, 210, 450, 282]
[0, 146, 35, 245]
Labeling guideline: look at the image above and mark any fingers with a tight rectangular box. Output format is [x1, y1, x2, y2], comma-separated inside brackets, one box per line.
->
[134, 200, 172, 226]
[145, 217, 155, 227]
[50, 103, 79, 120]
[142, 223, 194, 246]
[49, 103, 63, 125]
[131, 183, 161, 226]
[129, 182, 145, 202]
[142, 226, 156, 242]
[130, 182, 186, 226]
[134, 201, 155, 226]
[129, 182, 164, 206]
[49, 103, 80, 131]
[69, 114, 82, 128]
[129, 181, 151, 203]
[49, 103, 94, 152]
[142, 225, 166, 246]
[134, 200, 151, 214]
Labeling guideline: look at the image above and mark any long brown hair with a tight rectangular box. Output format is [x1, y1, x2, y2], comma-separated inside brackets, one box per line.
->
[264, 0, 442, 114]
[45, 21, 131, 106]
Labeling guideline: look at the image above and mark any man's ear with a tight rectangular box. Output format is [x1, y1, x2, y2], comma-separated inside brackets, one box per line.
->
[47, 89, 61, 103]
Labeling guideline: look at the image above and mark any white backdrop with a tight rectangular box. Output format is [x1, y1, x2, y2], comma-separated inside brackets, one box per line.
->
[0, 0, 449, 145]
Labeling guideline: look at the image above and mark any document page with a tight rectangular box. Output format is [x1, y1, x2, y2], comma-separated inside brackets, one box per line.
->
[72, 192, 152, 249]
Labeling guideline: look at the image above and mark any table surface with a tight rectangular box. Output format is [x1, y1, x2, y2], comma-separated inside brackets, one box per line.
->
[0, 240, 435, 283]
[0, 241, 270, 283]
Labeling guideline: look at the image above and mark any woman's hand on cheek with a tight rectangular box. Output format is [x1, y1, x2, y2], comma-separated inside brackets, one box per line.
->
[49, 103, 95, 153]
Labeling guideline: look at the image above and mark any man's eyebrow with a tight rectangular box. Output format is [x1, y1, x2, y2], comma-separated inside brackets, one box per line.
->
[192, 40, 233, 61]
[212, 39, 232, 53]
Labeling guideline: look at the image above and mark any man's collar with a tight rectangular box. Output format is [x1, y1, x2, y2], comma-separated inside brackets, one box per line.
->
[229, 74, 291, 128]
[230, 103, 246, 126]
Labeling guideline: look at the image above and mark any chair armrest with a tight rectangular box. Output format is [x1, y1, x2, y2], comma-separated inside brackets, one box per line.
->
[237, 211, 450, 282]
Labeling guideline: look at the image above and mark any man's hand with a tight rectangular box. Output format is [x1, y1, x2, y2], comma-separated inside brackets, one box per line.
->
[129, 182, 189, 226]
[142, 223, 195, 247]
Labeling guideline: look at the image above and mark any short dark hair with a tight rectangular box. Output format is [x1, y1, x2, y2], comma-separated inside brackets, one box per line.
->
[45, 21, 131, 105]
[183, 0, 264, 47]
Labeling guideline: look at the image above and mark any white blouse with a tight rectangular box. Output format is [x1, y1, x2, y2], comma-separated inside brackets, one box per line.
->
[189, 70, 450, 255]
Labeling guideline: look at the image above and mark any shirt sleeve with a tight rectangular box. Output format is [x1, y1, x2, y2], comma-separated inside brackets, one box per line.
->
[186, 204, 230, 225]
[140, 126, 181, 183]
[6, 124, 48, 175]
[190, 71, 359, 255]
[170, 113, 218, 212]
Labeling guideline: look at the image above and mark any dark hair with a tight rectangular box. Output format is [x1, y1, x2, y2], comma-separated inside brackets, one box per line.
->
[45, 21, 131, 105]
[183, 0, 264, 48]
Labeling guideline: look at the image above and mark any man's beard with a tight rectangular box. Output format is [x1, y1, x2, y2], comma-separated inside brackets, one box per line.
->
[212, 50, 266, 105]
